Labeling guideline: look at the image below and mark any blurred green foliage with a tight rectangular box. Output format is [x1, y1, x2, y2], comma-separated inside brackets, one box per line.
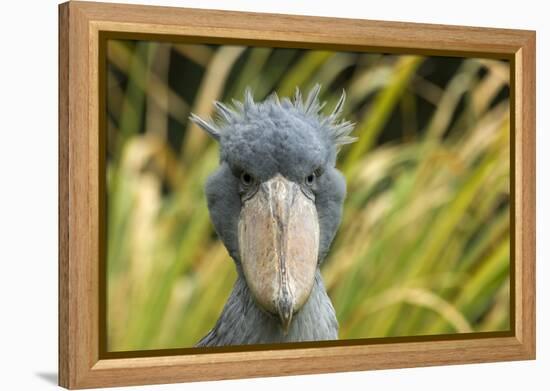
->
[106, 40, 510, 351]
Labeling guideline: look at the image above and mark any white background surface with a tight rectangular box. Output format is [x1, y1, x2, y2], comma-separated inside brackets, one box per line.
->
[0, 0, 546, 389]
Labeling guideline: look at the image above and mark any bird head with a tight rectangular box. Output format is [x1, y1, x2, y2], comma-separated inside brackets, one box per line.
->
[190, 85, 355, 333]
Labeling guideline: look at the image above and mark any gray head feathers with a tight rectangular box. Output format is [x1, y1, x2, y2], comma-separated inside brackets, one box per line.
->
[189, 84, 356, 149]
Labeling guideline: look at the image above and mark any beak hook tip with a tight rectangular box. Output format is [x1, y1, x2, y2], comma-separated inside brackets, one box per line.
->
[278, 300, 294, 335]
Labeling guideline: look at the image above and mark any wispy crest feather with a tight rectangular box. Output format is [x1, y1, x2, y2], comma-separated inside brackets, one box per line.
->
[189, 84, 356, 147]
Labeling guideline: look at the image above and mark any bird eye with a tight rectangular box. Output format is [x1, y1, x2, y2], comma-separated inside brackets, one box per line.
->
[240, 172, 253, 186]
[305, 173, 315, 186]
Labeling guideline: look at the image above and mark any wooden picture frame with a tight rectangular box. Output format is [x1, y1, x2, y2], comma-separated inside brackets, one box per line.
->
[58, 1, 536, 388]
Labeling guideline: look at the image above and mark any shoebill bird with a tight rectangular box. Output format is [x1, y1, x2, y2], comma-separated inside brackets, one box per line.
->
[189, 85, 355, 346]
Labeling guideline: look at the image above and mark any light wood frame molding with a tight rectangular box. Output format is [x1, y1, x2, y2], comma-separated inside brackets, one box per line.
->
[58, 1, 536, 388]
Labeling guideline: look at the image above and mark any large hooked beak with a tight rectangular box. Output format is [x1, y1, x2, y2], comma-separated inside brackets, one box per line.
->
[238, 174, 319, 334]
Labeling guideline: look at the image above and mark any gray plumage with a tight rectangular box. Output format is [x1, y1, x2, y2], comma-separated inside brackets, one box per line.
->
[190, 85, 355, 346]
[197, 271, 338, 346]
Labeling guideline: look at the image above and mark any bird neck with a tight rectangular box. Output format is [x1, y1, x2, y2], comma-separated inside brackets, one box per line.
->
[197, 270, 338, 346]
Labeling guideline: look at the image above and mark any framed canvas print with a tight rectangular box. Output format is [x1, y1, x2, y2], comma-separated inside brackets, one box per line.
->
[58, 1, 536, 389]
